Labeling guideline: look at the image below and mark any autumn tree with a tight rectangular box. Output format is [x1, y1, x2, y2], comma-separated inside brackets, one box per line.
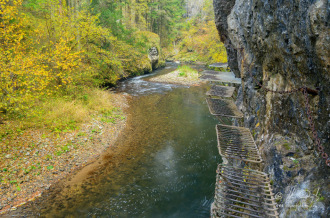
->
[0, 0, 51, 112]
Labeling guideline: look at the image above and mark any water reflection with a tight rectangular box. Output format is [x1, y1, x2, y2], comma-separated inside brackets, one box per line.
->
[154, 142, 177, 180]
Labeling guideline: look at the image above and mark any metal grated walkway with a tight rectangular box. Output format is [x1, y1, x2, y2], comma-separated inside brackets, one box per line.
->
[203, 67, 279, 217]
[206, 85, 235, 98]
[206, 98, 243, 118]
[202, 70, 230, 75]
[209, 63, 228, 69]
[200, 71, 242, 84]
[211, 165, 278, 218]
[216, 124, 262, 163]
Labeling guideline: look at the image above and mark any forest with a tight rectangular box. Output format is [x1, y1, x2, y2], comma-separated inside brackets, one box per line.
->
[0, 0, 226, 121]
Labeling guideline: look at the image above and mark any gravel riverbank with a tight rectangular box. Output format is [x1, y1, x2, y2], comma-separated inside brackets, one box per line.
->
[148, 69, 203, 86]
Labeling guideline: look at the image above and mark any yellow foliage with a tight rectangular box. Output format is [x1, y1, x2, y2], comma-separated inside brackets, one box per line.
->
[134, 31, 161, 51]
[0, 0, 159, 115]
[0, 0, 109, 113]
[174, 21, 227, 63]
[0, 0, 47, 112]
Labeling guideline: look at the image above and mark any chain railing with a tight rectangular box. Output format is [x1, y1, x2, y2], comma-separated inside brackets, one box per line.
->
[302, 87, 330, 167]
[235, 48, 330, 167]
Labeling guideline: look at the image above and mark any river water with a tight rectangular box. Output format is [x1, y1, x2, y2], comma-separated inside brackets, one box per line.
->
[12, 64, 222, 217]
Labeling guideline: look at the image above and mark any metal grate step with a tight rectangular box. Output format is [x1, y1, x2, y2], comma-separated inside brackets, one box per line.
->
[209, 63, 228, 68]
[202, 70, 229, 75]
[216, 124, 262, 163]
[200, 71, 241, 84]
[206, 85, 235, 98]
[212, 165, 279, 218]
[206, 98, 243, 118]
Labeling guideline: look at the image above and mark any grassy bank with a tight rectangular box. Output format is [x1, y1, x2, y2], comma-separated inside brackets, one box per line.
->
[1, 88, 123, 135]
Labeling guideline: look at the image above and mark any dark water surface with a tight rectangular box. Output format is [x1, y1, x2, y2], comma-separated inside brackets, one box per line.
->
[13, 65, 221, 217]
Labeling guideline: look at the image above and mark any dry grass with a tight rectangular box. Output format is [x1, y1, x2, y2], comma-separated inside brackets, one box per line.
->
[40, 88, 118, 131]
[41, 99, 90, 131]
[0, 88, 120, 137]
[85, 88, 116, 112]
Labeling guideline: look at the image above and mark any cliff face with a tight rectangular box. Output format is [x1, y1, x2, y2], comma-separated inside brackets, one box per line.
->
[213, 0, 240, 77]
[214, 0, 329, 217]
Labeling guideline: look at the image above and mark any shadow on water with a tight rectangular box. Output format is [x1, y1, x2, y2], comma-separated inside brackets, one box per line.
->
[11, 64, 222, 217]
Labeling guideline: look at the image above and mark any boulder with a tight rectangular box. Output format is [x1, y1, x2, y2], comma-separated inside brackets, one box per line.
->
[148, 47, 159, 69]
[134, 31, 164, 70]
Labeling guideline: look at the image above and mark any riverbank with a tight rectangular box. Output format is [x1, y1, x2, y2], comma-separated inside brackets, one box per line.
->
[148, 65, 203, 86]
[5, 68, 220, 216]
[0, 92, 129, 214]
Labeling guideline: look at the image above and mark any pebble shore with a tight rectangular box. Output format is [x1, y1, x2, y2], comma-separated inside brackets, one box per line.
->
[148, 69, 202, 86]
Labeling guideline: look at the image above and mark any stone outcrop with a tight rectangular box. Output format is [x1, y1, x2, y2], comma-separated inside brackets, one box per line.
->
[213, 0, 240, 77]
[148, 47, 159, 69]
[134, 31, 165, 71]
[214, 0, 329, 217]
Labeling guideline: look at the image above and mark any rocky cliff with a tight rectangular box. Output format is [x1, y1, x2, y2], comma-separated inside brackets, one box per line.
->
[214, 0, 329, 217]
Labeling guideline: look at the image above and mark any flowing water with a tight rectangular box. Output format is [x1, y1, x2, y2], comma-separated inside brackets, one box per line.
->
[12, 64, 222, 217]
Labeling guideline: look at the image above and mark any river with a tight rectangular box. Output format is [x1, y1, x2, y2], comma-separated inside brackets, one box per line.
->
[11, 64, 222, 217]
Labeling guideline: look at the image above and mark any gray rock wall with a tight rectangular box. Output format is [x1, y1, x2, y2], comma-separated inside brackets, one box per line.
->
[214, 0, 329, 217]
[213, 0, 240, 77]
[148, 47, 159, 69]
